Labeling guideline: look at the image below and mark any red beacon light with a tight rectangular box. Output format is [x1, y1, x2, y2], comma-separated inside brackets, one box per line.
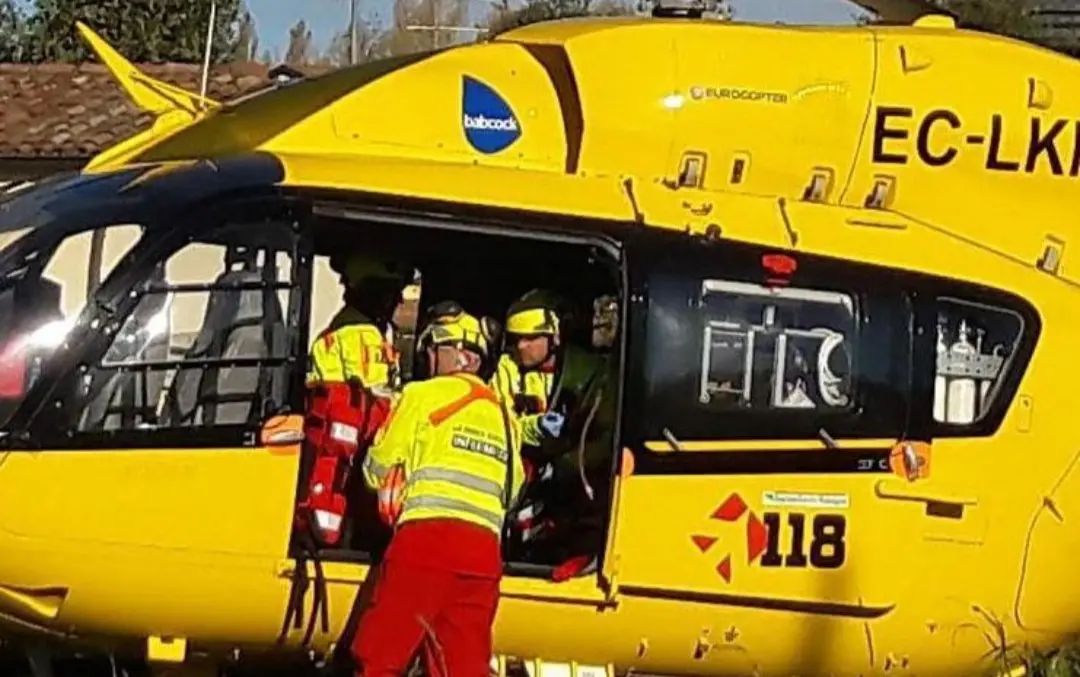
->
[761, 253, 797, 286]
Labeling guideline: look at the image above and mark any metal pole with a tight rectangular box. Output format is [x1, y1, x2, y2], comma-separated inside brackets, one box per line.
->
[200, 0, 217, 102]
[350, 0, 359, 64]
[432, 0, 439, 49]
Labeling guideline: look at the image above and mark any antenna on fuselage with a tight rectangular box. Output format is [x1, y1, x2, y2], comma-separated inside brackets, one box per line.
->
[651, 0, 703, 19]
[649, 0, 734, 20]
[200, 0, 218, 103]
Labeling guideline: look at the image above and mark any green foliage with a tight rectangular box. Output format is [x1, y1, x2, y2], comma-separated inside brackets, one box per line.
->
[284, 18, 311, 66]
[1017, 641, 1080, 677]
[3, 0, 255, 64]
[480, 0, 731, 39]
[231, 8, 258, 62]
[935, 0, 1040, 41]
[322, 21, 385, 66]
[0, 0, 29, 61]
[861, 0, 1080, 56]
[378, 0, 471, 57]
[483, 0, 636, 38]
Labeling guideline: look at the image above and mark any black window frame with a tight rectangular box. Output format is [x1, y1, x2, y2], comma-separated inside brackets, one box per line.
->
[910, 277, 1040, 439]
[624, 229, 915, 446]
[16, 192, 314, 451]
[690, 277, 863, 414]
[284, 190, 631, 572]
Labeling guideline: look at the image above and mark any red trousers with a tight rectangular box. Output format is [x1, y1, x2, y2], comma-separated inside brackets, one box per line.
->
[351, 519, 502, 677]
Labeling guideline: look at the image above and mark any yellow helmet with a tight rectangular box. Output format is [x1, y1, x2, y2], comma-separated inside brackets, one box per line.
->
[505, 289, 561, 337]
[417, 300, 489, 358]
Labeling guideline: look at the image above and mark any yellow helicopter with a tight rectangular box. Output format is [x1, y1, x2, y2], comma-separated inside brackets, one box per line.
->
[1, 0, 1079, 674]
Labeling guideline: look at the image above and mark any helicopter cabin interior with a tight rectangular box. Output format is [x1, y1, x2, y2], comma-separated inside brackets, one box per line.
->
[296, 199, 625, 577]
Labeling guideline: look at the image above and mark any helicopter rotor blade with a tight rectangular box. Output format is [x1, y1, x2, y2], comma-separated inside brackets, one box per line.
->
[848, 0, 955, 24]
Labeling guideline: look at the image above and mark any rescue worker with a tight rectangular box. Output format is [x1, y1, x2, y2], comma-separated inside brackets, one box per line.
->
[490, 288, 572, 450]
[495, 291, 619, 577]
[546, 293, 621, 580]
[351, 301, 525, 677]
[296, 252, 411, 548]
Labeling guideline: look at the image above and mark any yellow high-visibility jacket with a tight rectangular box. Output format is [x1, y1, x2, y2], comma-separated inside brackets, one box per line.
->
[491, 354, 553, 447]
[491, 345, 605, 449]
[362, 372, 525, 537]
[306, 306, 398, 392]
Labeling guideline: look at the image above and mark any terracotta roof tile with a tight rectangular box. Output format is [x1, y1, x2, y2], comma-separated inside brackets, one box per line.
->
[0, 61, 307, 160]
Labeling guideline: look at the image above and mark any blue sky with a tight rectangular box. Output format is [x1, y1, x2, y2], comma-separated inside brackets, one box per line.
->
[247, 0, 869, 58]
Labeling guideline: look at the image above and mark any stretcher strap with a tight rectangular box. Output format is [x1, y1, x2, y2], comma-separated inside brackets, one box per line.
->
[276, 553, 309, 643]
[302, 514, 331, 647]
[276, 509, 331, 649]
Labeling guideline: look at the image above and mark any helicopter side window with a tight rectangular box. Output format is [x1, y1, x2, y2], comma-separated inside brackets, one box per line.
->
[68, 222, 298, 433]
[640, 254, 910, 442]
[697, 280, 856, 412]
[932, 297, 1024, 427]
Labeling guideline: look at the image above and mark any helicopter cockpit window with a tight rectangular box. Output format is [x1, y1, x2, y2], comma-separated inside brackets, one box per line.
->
[67, 221, 299, 433]
[933, 297, 1023, 426]
[698, 280, 856, 412]
[0, 223, 144, 429]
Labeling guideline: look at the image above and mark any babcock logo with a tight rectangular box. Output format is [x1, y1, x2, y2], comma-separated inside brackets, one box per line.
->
[461, 75, 521, 154]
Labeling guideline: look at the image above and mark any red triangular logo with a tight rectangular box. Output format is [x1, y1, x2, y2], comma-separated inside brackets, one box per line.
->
[717, 554, 732, 583]
[746, 511, 768, 564]
[691, 534, 717, 553]
[711, 493, 748, 522]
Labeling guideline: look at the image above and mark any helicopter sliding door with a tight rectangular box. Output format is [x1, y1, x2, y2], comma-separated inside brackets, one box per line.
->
[603, 228, 928, 670]
[0, 195, 312, 642]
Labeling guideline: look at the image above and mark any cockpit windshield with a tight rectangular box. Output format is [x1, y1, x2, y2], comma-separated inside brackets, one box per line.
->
[0, 219, 145, 430]
[0, 154, 290, 433]
[0, 166, 175, 431]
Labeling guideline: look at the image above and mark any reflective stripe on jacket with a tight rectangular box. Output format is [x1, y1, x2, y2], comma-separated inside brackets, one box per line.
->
[362, 372, 525, 537]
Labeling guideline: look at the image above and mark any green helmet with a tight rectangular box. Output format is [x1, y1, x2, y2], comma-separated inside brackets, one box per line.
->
[330, 253, 409, 288]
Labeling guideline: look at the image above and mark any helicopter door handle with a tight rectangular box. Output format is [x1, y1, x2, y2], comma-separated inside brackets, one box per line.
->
[874, 479, 977, 508]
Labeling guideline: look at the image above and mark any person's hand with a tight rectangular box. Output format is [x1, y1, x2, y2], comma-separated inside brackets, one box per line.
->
[539, 411, 565, 439]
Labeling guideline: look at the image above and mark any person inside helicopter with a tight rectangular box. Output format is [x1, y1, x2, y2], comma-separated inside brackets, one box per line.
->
[298, 214, 623, 588]
[500, 292, 620, 578]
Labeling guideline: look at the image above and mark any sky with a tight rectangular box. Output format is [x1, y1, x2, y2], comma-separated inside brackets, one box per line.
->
[247, 0, 869, 60]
